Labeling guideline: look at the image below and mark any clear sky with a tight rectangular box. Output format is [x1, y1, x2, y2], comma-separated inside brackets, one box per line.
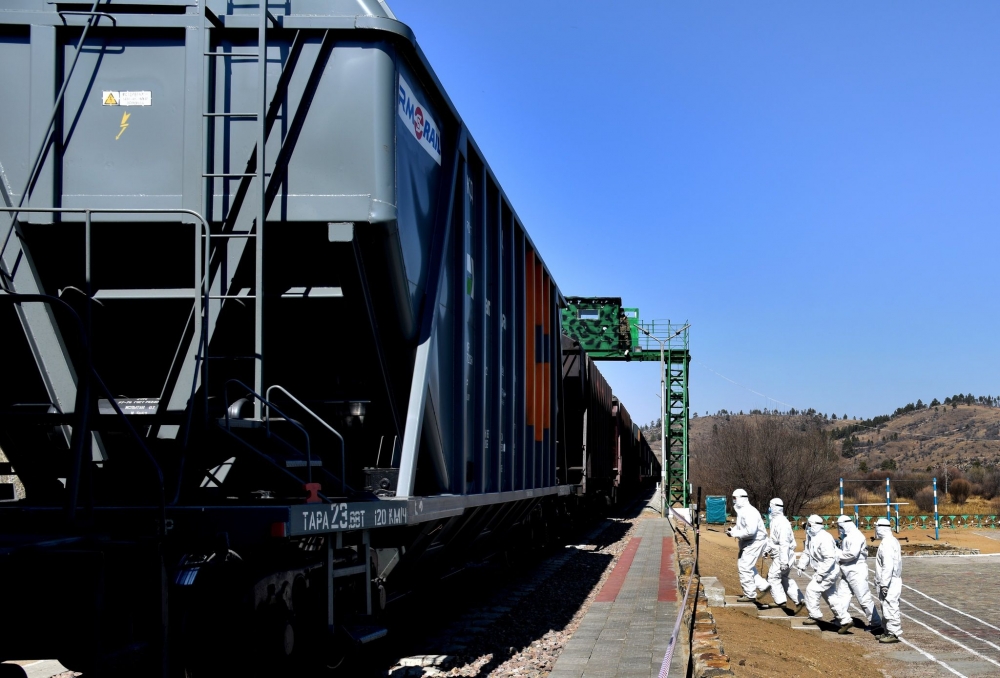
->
[388, 1, 1000, 427]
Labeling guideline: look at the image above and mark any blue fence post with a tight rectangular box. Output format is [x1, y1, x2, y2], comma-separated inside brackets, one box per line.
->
[840, 478, 844, 516]
[886, 476, 891, 521]
[933, 477, 939, 541]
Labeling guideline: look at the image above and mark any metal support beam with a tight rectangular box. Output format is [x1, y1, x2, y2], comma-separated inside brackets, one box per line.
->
[326, 534, 335, 633]
[252, 0, 267, 420]
[397, 125, 466, 498]
[665, 335, 690, 508]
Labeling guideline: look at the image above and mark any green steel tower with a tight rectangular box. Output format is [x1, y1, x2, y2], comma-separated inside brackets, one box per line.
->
[561, 298, 690, 508]
[664, 332, 690, 508]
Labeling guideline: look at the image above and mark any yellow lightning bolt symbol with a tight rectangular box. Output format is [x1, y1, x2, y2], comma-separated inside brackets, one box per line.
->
[115, 111, 131, 140]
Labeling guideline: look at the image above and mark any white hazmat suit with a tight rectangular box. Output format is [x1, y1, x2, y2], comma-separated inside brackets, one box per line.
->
[797, 515, 852, 627]
[727, 489, 770, 600]
[837, 515, 882, 629]
[875, 518, 903, 640]
[765, 499, 802, 608]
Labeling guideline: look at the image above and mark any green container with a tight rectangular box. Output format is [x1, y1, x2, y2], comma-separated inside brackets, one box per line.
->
[706, 496, 728, 524]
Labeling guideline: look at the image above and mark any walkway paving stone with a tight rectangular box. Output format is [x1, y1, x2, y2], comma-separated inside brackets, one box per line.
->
[549, 518, 682, 678]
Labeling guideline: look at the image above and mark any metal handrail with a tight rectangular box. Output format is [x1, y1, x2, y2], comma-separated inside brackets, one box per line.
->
[0, 293, 166, 532]
[658, 503, 699, 678]
[57, 11, 117, 25]
[0, 0, 106, 264]
[0, 207, 213, 414]
[265, 384, 347, 495]
[223, 379, 319, 488]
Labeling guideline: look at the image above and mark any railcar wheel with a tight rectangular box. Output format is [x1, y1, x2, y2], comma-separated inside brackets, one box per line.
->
[178, 549, 254, 677]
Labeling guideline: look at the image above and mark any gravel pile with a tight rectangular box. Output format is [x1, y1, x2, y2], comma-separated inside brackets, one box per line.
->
[385, 499, 657, 677]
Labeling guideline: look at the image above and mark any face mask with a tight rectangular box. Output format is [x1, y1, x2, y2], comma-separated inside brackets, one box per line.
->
[838, 527, 846, 537]
[807, 524, 822, 536]
[770, 504, 783, 516]
[876, 526, 891, 539]
[734, 497, 748, 509]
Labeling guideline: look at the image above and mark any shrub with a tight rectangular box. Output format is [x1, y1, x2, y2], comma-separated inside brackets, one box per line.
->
[893, 473, 931, 499]
[981, 468, 1000, 500]
[967, 465, 986, 485]
[915, 486, 935, 512]
[695, 415, 841, 515]
[992, 497, 1000, 516]
[950, 478, 972, 505]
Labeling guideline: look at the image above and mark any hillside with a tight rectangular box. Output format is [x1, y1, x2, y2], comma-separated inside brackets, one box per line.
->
[687, 401, 1000, 474]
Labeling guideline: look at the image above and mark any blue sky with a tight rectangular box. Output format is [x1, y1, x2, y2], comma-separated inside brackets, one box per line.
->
[389, 1, 1000, 426]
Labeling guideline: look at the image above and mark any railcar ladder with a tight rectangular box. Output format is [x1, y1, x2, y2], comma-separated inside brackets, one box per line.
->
[192, 5, 334, 425]
[200, 2, 275, 420]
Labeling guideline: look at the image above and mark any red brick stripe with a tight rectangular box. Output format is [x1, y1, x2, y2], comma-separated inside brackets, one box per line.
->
[658, 537, 677, 602]
[595, 537, 642, 602]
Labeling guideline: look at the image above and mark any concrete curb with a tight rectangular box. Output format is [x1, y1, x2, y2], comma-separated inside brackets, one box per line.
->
[672, 522, 734, 677]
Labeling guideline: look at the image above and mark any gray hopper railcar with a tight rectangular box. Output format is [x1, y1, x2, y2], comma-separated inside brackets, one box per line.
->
[0, 0, 654, 674]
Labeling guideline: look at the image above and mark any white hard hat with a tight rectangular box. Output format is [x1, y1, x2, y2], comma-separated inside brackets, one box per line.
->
[807, 514, 824, 526]
[732, 488, 748, 498]
[875, 517, 892, 527]
[837, 515, 853, 525]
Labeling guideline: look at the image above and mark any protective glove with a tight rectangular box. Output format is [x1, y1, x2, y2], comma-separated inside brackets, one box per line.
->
[780, 564, 790, 575]
[796, 553, 809, 570]
[725, 527, 733, 537]
[880, 585, 889, 598]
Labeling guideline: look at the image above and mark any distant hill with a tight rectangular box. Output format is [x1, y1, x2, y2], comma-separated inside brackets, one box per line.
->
[686, 396, 1000, 473]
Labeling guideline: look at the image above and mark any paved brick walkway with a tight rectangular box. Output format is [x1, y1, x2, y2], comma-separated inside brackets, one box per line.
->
[549, 518, 683, 678]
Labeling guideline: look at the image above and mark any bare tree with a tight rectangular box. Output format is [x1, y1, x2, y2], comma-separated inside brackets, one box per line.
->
[693, 416, 841, 515]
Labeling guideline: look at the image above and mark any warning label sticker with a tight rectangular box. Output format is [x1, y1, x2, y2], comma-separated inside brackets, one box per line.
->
[102, 91, 151, 107]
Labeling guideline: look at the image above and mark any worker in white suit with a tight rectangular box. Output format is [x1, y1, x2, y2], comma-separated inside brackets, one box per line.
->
[726, 488, 771, 607]
[797, 514, 853, 633]
[874, 517, 903, 643]
[836, 514, 883, 632]
[765, 498, 803, 613]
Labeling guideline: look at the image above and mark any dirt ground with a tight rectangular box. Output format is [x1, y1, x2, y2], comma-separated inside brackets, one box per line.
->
[696, 524, 1000, 677]
[698, 526, 886, 677]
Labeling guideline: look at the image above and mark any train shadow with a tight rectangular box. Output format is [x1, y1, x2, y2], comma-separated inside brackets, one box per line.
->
[468, 489, 656, 675]
[368, 487, 656, 676]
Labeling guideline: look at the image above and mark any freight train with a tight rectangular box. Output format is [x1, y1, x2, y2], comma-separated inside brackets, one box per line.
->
[0, 1, 660, 674]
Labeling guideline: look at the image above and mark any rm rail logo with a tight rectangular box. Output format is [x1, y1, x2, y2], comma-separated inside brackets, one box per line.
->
[398, 75, 442, 165]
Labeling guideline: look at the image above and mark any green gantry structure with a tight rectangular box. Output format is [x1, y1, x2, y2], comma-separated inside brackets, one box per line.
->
[562, 298, 690, 508]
